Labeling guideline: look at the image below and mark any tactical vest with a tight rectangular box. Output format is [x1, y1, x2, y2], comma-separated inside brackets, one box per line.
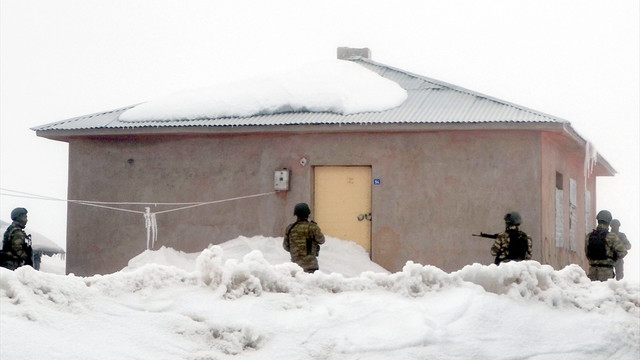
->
[505, 229, 528, 261]
[587, 228, 609, 260]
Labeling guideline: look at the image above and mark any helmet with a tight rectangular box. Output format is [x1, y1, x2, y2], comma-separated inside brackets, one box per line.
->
[610, 219, 621, 227]
[596, 210, 612, 223]
[504, 212, 522, 226]
[10, 207, 28, 221]
[293, 203, 311, 218]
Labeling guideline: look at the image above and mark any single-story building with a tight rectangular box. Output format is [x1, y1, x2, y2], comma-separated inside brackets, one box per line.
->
[33, 47, 615, 276]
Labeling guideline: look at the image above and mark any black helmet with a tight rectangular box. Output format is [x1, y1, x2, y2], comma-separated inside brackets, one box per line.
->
[10, 207, 28, 221]
[504, 212, 522, 226]
[596, 210, 612, 224]
[293, 203, 311, 218]
[610, 219, 621, 227]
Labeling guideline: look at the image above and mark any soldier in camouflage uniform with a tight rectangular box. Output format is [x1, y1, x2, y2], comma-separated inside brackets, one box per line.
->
[610, 219, 632, 280]
[585, 211, 627, 281]
[283, 203, 325, 273]
[585, 210, 627, 281]
[1, 207, 33, 270]
[490, 212, 532, 265]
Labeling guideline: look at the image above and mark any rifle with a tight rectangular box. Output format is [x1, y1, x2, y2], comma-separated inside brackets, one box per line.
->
[24, 234, 34, 266]
[472, 232, 499, 239]
[473, 232, 504, 265]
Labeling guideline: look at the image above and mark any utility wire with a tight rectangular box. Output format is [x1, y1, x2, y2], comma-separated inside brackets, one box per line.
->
[1, 187, 277, 249]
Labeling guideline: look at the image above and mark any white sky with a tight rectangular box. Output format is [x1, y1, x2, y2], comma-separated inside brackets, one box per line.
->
[1, 0, 638, 280]
[2, 235, 638, 359]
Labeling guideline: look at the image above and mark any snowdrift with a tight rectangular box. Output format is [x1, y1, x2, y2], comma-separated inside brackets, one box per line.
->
[1, 236, 638, 360]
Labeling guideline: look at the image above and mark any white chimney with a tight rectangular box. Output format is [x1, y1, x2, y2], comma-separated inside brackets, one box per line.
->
[337, 47, 371, 60]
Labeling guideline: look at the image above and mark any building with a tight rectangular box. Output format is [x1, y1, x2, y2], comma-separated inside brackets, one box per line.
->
[33, 48, 614, 276]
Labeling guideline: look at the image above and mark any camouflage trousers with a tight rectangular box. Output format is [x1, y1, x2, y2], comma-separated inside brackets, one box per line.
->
[0, 259, 21, 271]
[291, 254, 319, 273]
[0, 253, 26, 271]
[588, 265, 614, 281]
[615, 259, 625, 280]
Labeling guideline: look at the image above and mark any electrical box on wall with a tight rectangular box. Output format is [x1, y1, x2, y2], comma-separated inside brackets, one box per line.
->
[274, 169, 290, 191]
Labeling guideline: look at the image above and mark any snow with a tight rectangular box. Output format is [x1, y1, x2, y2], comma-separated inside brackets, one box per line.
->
[119, 60, 408, 122]
[2, 235, 639, 360]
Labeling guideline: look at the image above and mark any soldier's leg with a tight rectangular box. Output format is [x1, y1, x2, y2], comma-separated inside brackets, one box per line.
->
[596, 267, 614, 281]
[1, 260, 19, 271]
[615, 259, 624, 280]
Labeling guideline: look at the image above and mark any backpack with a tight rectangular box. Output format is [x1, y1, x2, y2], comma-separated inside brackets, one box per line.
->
[505, 229, 528, 261]
[587, 228, 609, 260]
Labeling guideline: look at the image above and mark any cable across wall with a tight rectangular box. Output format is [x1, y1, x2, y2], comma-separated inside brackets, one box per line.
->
[0, 187, 277, 250]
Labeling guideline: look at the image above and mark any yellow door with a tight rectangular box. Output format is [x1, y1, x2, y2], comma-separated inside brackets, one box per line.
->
[314, 166, 372, 252]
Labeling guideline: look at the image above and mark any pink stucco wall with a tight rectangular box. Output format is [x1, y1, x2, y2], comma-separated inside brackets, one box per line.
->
[65, 129, 589, 276]
[540, 133, 595, 271]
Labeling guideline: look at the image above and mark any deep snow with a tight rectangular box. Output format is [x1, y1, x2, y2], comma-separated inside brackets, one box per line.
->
[1, 235, 638, 360]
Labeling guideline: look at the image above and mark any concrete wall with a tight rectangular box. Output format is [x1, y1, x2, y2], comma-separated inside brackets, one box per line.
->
[66, 129, 545, 275]
[540, 133, 594, 271]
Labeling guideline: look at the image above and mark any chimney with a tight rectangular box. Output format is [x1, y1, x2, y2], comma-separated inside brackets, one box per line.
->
[337, 47, 371, 60]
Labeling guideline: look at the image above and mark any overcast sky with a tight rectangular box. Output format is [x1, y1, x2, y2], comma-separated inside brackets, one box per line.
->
[1, 0, 638, 279]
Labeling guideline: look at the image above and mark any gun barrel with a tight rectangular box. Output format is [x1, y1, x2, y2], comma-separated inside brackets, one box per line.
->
[472, 233, 499, 239]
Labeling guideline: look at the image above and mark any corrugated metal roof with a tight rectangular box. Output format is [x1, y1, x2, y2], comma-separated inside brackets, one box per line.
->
[32, 57, 567, 132]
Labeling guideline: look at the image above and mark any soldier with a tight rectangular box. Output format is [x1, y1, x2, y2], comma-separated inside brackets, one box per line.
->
[283, 203, 325, 273]
[610, 219, 632, 280]
[490, 212, 532, 265]
[585, 210, 627, 281]
[1, 207, 34, 270]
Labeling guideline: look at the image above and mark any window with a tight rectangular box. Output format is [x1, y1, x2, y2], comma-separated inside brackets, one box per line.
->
[555, 172, 564, 247]
[569, 178, 577, 251]
[585, 190, 592, 233]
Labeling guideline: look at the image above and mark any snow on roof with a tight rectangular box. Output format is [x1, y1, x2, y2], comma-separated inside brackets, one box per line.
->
[32, 57, 568, 132]
[119, 60, 408, 122]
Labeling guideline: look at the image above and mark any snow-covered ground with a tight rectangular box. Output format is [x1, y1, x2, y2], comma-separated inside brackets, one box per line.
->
[1, 235, 638, 360]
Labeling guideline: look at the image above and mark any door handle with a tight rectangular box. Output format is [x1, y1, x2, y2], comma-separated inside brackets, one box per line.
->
[357, 213, 372, 221]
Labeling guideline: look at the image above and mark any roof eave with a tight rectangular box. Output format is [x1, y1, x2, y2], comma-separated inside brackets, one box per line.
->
[560, 123, 616, 176]
[35, 121, 570, 141]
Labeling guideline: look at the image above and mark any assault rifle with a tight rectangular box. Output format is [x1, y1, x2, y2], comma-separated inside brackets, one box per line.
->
[472, 232, 499, 239]
[473, 232, 503, 265]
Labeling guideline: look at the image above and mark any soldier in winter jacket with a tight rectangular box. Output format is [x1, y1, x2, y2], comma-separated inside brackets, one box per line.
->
[610, 219, 632, 280]
[283, 203, 325, 273]
[490, 212, 532, 265]
[585, 210, 627, 281]
[1, 207, 33, 270]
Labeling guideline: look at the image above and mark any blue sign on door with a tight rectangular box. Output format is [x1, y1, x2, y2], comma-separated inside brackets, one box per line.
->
[373, 178, 381, 185]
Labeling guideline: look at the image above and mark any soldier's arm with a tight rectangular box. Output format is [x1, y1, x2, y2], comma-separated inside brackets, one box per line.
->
[9, 231, 30, 263]
[525, 236, 533, 260]
[283, 224, 292, 252]
[490, 235, 505, 257]
[584, 234, 589, 255]
[312, 224, 325, 245]
[609, 233, 628, 259]
[620, 233, 631, 250]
